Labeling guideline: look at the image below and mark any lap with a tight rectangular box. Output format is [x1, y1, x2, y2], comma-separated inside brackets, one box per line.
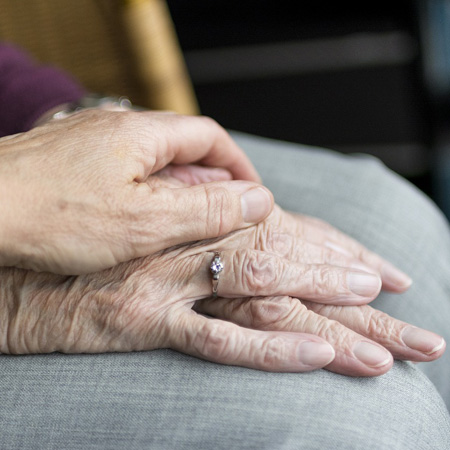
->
[0, 351, 449, 450]
[234, 130, 450, 408]
[1, 132, 450, 449]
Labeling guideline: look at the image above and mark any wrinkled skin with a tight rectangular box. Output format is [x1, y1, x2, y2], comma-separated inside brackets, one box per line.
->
[1, 174, 444, 378]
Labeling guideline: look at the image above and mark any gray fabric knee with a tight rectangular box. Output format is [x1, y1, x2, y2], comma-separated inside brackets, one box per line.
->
[1, 352, 448, 449]
[232, 131, 450, 409]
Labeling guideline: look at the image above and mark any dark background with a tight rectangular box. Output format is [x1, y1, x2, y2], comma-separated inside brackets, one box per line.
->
[166, 0, 450, 218]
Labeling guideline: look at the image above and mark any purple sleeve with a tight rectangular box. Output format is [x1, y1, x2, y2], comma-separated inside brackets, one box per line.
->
[0, 43, 86, 137]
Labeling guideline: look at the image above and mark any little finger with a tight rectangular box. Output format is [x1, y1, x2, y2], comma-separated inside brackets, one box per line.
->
[283, 212, 412, 292]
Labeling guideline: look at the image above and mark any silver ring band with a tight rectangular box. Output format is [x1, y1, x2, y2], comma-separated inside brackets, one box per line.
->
[210, 251, 224, 297]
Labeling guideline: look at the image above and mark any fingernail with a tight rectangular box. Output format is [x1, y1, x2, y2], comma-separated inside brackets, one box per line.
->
[299, 341, 335, 366]
[241, 187, 273, 223]
[381, 262, 412, 289]
[401, 326, 445, 355]
[353, 341, 392, 368]
[347, 272, 381, 296]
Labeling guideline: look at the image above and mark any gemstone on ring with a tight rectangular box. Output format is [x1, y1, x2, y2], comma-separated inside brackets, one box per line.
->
[210, 252, 223, 297]
[210, 255, 224, 279]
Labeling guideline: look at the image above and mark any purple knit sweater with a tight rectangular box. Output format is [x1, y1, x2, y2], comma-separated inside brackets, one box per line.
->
[0, 43, 86, 137]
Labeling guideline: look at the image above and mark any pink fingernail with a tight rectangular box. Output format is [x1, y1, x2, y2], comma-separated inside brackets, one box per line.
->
[225, 182, 273, 223]
[401, 326, 445, 355]
[241, 187, 273, 223]
[299, 341, 335, 366]
[347, 272, 381, 297]
[353, 341, 392, 368]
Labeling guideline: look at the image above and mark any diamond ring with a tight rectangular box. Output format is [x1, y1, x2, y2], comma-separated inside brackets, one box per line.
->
[210, 251, 224, 297]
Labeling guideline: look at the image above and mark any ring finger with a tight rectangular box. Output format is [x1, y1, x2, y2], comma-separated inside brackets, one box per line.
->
[184, 249, 382, 305]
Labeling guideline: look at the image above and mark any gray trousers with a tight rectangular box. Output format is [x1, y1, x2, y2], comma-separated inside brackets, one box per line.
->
[1, 132, 450, 449]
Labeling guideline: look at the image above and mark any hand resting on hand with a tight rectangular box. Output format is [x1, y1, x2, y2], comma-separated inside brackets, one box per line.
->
[1, 171, 444, 378]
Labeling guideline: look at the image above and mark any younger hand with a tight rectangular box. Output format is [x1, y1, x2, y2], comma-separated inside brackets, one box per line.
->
[0, 110, 271, 274]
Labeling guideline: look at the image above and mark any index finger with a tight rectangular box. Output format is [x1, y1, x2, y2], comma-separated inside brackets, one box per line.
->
[282, 211, 412, 292]
[140, 112, 261, 182]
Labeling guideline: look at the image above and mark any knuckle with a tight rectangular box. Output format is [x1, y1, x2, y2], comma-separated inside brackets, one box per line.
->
[321, 246, 341, 265]
[237, 251, 281, 295]
[312, 313, 349, 347]
[311, 266, 341, 297]
[195, 320, 233, 360]
[301, 304, 362, 351]
[102, 111, 150, 158]
[261, 336, 288, 367]
[317, 317, 344, 342]
[298, 302, 338, 333]
[248, 296, 300, 329]
[203, 185, 235, 236]
[258, 226, 295, 259]
[112, 112, 157, 153]
[260, 339, 281, 366]
[365, 309, 396, 338]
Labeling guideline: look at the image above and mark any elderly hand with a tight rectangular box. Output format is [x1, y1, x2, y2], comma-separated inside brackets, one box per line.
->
[1, 175, 444, 378]
[0, 109, 272, 275]
[159, 163, 413, 294]
[194, 296, 445, 376]
[190, 205, 444, 376]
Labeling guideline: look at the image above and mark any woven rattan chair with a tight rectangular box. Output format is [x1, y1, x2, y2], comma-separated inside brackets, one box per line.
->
[0, 0, 199, 114]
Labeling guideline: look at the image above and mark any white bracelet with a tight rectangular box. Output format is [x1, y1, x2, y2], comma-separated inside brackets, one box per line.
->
[51, 94, 133, 120]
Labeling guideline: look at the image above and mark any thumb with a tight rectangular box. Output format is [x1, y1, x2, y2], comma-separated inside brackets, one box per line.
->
[148, 180, 274, 250]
